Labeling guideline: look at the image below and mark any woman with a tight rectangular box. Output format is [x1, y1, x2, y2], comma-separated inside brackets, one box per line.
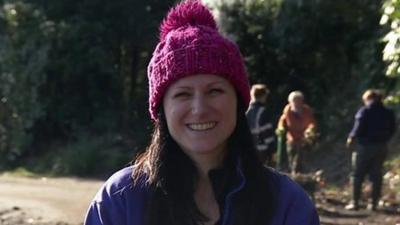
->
[84, 1, 320, 225]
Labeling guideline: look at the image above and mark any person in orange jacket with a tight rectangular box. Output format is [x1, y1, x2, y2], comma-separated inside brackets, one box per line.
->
[277, 91, 317, 174]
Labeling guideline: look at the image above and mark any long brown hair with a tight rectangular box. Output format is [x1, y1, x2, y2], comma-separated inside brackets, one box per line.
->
[132, 103, 275, 225]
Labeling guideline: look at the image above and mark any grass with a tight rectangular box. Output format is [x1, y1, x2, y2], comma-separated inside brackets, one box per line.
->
[3, 167, 41, 178]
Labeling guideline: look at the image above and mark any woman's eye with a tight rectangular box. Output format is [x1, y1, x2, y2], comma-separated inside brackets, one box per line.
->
[209, 88, 224, 95]
[173, 92, 190, 98]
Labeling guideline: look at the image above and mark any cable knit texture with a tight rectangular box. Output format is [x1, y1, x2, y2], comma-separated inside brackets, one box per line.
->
[147, 0, 250, 121]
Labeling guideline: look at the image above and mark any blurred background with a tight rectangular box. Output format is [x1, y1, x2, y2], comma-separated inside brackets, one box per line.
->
[0, 0, 399, 180]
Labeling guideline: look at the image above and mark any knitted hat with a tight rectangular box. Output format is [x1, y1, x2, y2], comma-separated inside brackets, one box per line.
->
[147, 0, 250, 121]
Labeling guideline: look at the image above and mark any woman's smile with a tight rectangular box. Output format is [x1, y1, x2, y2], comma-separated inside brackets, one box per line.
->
[187, 122, 217, 131]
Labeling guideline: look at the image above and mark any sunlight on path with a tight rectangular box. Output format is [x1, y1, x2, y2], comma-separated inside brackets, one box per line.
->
[0, 174, 103, 224]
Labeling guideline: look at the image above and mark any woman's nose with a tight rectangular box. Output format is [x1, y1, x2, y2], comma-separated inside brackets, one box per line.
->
[191, 94, 208, 115]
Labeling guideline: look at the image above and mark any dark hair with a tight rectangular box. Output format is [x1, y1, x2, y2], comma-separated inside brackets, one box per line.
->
[132, 103, 275, 225]
[250, 84, 269, 101]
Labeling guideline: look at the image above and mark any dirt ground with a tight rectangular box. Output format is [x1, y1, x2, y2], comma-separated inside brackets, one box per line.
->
[0, 173, 103, 225]
[316, 191, 400, 225]
[0, 172, 399, 225]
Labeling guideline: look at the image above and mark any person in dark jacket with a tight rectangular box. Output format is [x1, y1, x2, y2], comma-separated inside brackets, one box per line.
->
[246, 84, 276, 167]
[345, 89, 396, 211]
[84, 1, 320, 225]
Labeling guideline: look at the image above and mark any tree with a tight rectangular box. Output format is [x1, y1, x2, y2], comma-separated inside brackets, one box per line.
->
[0, 0, 176, 165]
[0, 1, 49, 162]
[381, 0, 400, 106]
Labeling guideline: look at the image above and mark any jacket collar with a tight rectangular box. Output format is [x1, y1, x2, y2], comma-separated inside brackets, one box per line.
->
[208, 158, 246, 225]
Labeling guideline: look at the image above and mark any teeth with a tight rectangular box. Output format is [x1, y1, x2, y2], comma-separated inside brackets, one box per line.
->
[188, 122, 216, 131]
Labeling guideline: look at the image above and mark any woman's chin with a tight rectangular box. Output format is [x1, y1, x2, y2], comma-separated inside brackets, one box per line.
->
[181, 143, 226, 160]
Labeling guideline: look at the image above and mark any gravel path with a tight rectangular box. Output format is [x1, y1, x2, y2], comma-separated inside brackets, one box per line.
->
[0, 174, 103, 225]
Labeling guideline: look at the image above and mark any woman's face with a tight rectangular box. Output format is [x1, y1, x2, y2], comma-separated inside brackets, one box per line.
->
[163, 74, 237, 162]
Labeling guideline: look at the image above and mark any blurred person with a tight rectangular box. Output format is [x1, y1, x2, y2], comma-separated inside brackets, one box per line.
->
[246, 84, 276, 167]
[345, 89, 396, 211]
[277, 91, 317, 174]
[84, 1, 320, 225]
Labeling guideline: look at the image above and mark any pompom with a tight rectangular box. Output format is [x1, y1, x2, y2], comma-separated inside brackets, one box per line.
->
[160, 0, 217, 41]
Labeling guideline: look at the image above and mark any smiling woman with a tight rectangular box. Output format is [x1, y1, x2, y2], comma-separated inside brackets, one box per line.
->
[84, 1, 320, 225]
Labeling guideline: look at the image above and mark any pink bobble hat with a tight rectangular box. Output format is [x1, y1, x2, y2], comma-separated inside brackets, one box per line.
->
[147, 0, 251, 121]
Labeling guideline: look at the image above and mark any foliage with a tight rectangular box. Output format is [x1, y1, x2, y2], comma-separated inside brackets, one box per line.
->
[381, 0, 400, 102]
[2, 133, 133, 177]
[44, 133, 133, 177]
[32, 0, 175, 138]
[0, 0, 175, 167]
[381, 0, 400, 78]
[0, 1, 49, 162]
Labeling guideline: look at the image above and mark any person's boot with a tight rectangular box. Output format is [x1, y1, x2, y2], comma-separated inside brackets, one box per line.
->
[347, 176, 362, 211]
[345, 201, 359, 211]
[370, 180, 382, 212]
[367, 199, 378, 211]
[366, 203, 377, 211]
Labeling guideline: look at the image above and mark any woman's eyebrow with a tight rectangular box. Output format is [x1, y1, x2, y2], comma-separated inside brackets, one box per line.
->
[206, 81, 225, 86]
[172, 81, 225, 90]
[172, 86, 192, 90]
